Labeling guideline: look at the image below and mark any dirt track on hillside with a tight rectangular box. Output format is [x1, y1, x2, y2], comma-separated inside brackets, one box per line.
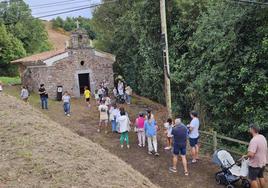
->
[0, 94, 158, 188]
[35, 95, 225, 188]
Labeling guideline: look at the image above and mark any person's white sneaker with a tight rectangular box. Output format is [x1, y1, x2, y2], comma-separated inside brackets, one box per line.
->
[121, 145, 124, 148]
[97, 129, 100, 133]
[127, 145, 130, 149]
[138, 144, 142, 147]
[164, 146, 171, 150]
[67, 114, 70, 117]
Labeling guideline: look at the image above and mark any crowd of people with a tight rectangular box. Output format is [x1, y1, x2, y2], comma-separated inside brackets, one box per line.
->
[9, 81, 267, 187]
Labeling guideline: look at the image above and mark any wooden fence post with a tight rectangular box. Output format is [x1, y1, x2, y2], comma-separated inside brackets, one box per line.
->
[213, 131, 217, 152]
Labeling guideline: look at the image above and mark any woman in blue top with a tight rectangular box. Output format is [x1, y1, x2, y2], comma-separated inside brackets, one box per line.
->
[144, 112, 159, 156]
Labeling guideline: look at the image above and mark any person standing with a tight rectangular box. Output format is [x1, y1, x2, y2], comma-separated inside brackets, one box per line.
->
[117, 110, 131, 149]
[187, 111, 200, 163]
[145, 113, 159, 156]
[0, 81, 3, 93]
[169, 118, 189, 176]
[109, 104, 120, 133]
[98, 100, 109, 133]
[135, 112, 146, 147]
[243, 124, 267, 188]
[84, 86, 91, 108]
[97, 86, 104, 102]
[38, 84, 48, 110]
[125, 84, 133, 105]
[62, 91, 71, 116]
[20, 86, 29, 102]
[164, 118, 173, 150]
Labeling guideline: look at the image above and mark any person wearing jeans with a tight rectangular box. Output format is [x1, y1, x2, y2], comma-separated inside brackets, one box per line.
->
[145, 114, 159, 156]
[62, 91, 71, 116]
[39, 84, 48, 109]
[110, 104, 120, 132]
[135, 112, 145, 147]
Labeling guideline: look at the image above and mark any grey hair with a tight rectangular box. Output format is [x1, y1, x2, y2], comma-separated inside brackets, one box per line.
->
[175, 118, 181, 125]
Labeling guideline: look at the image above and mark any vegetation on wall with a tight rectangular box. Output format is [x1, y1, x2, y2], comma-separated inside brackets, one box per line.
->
[91, 0, 268, 139]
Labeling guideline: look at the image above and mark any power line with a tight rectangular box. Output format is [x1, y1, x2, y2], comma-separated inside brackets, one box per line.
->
[33, 4, 93, 15]
[30, 0, 78, 8]
[36, 1, 116, 19]
[31, 0, 92, 9]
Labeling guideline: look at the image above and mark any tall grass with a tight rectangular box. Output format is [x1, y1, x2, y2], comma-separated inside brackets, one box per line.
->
[0, 76, 21, 85]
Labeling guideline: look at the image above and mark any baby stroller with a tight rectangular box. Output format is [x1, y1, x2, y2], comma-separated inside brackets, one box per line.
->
[212, 149, 250, 188]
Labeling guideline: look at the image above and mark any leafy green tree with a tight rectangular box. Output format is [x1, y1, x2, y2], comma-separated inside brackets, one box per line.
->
[0, 0, 51, 54]
[0, 23, 26, 76]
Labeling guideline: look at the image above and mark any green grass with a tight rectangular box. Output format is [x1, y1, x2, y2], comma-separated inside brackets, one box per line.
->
[0, 76, 21, 85]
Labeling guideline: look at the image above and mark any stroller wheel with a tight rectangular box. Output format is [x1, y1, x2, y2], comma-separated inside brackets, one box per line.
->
[226, 185, 234, 188]
[215, 174, 222, 185]
[242, 179, 250, 188]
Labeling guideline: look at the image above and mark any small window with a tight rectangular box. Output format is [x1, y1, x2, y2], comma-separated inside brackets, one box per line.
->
[80, 61, 85, 66]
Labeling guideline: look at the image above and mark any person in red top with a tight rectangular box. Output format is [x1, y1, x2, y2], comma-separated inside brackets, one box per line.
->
[135, 112, 145, 147]
[243, 124, 267, 188]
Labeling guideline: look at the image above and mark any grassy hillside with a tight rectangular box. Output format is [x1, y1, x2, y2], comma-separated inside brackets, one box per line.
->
[44, 21, 70, 50]
[0, 93, 157, 188]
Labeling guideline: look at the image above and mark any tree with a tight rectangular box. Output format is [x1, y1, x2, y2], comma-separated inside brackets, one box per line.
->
[0, 23, 26, 76]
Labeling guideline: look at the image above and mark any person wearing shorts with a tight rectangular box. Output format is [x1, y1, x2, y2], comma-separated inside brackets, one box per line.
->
[188, 111, 200, 163]
[243, 124, 267, 188]
[84, 86, 91, 108]
[169, 118, 188, 176]
[98, 100, 109, 133]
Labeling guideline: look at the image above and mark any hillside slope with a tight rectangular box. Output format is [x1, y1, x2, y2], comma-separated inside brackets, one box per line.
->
[44, 21, 69, 50]
[0, 94, 158, 188]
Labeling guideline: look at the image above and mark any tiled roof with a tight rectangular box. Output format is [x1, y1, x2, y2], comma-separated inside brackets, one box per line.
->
[11, 49, 66, 64]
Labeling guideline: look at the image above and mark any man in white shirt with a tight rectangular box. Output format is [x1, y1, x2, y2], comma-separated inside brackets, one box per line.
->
[187, 111, 200, 163]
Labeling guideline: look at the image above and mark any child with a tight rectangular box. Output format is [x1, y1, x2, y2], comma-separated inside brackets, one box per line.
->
[164, 118, 173, 150]
[94, 89, 99, 102]
[105, 96, 111, 107]
[145, 113, 159, 156]
[62, 91, 71, 116]
[98, 100, 109, 133]
[20, 86, 29, 102]
[97, 86, 104, 102]
[109, 104, 120, 132]
[135, 112, 146, 147]
[117, 110, 131, 148]
[84, 86, 91, 108]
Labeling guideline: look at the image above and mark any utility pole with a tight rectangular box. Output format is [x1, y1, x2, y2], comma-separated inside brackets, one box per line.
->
[160, 0, 172, 117]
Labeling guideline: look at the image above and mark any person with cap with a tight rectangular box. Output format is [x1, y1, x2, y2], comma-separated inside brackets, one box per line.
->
[243, 124, 267, 188]
[169, 118, 189, 176]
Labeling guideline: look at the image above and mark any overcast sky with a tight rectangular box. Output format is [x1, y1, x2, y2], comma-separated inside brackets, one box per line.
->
[24, 0, 101, 20]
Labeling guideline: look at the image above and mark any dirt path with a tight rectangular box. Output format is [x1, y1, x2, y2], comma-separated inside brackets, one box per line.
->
[36, 97, 225, 188]
[4, 86, 241, 188]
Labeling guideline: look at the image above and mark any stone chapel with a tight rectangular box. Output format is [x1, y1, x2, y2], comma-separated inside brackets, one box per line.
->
[12, 28, 115, 98]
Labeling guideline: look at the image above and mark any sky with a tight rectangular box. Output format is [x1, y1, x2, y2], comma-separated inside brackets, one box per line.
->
[24, 0, 101, 20]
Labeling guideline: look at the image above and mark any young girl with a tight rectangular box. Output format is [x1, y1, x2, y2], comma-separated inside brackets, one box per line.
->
[84, 86, 91, 108]
[164, 118, 173, 150]
[145, 113, 159, 156]
[62, 91, 71, 116]
[135, 112, 145, 147]
[117, 109, 131, 149]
